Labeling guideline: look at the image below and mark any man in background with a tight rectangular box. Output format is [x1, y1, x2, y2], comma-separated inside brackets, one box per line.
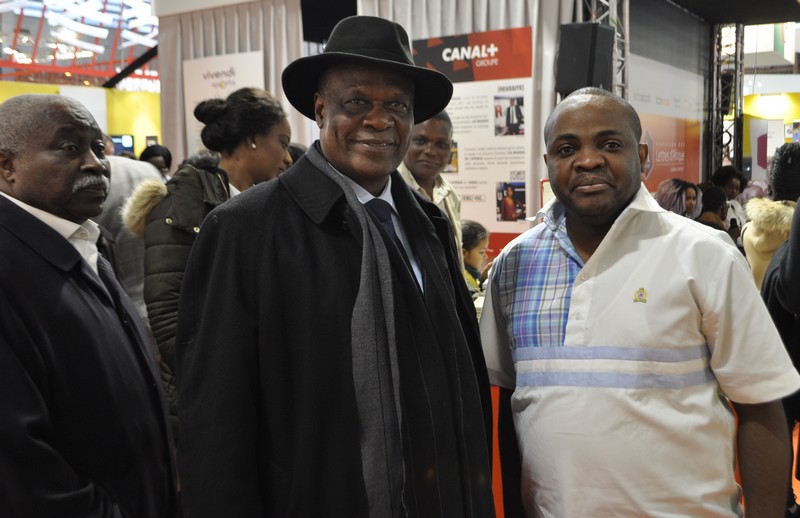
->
[0, 94, 176, 516]
[399, 110, 463, 266]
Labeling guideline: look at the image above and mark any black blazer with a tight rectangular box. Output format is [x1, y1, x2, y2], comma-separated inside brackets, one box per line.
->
[506, 104, 523, 126]
[0, 195, 177, 517]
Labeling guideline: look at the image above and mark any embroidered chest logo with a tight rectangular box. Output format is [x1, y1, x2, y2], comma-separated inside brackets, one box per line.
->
[633, 287, 648, 303]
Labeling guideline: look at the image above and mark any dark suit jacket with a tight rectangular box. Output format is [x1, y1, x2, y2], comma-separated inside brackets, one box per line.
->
[0, 195, 177, 517]
[176, 151, 494, 517]
[505, 104, 523, 126]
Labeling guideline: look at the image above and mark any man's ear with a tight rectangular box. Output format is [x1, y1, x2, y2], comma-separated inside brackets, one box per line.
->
[0, 151, 16, 183]
[638, 143, 648, 173]
[313, 93, 325, 129]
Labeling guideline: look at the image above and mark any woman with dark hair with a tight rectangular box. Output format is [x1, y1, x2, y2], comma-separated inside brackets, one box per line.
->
[653, 178, 699, 218]
[711, 165, 749, 241]
[140, 144, 173, 180]
[194, 88, 293, 192]
[122, 87, 292, 439]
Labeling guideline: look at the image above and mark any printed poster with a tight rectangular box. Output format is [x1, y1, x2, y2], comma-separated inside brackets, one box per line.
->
[413, 27, 533, 251]
[628, 54, 704, 189]
[182, 51, 264, 156]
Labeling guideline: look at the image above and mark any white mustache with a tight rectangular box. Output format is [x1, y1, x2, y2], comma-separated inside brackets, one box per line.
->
[72, 175, 110, 194]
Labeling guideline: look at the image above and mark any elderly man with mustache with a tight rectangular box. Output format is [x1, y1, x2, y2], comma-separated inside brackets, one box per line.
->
[0, 94, 178, 517]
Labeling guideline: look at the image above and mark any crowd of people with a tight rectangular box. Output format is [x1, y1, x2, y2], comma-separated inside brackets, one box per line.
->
[2, 13, 800, 518]
[653, 143, 800, 517]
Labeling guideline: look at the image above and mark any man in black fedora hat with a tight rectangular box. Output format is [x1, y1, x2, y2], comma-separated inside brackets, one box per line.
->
[176, 15, 496, 518]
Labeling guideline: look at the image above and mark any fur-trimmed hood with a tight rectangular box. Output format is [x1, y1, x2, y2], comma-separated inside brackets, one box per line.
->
[742, 197, 796, 289]
[122, 179, 167, 238]
[745, 197, 796, 235]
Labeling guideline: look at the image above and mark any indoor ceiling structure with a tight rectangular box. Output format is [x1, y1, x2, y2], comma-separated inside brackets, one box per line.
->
[2, 0, 800, 89]
[0, 0, 158, 88]
[665, 0, 800, 25]
[296, 0, 800, 43]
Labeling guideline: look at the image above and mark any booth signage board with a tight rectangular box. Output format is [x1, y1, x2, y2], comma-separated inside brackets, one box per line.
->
[628, 54, 704, 189]
[412, 26, 533, 253]
[182, 51, 264, 157]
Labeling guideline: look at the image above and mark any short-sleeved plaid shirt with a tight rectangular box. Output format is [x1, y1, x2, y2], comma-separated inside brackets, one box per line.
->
[494, 204, 583, 351]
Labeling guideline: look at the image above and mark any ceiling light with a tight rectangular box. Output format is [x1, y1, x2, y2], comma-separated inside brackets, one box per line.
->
[127, 15, 158, 30]
[46, 11, 109, 39]
[120, 29, 156, 47]
[54, 27, 77, 40]
[0, 1, 26, 14]
[46, 0, 117, 26]
[49, 30, 104, 54]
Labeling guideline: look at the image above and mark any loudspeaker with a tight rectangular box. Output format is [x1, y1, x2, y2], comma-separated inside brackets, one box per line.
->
[555, 22, 615, 97]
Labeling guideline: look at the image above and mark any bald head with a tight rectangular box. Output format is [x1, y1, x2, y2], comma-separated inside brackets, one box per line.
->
[0, 95, 98, 157]
[544, 87, 642, 146]
[0, 94, 109, 223]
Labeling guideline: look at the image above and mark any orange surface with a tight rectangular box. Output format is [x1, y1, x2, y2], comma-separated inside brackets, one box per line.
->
[794, 425, 799, 501]
[490, 385, 504, 517]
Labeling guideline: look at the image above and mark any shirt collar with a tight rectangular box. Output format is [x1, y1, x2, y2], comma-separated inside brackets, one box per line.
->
[538, 182, 657, 228]
[0, 190, 94, 241]
[398, 161, 450, 202]
[335, 168, 398, 213]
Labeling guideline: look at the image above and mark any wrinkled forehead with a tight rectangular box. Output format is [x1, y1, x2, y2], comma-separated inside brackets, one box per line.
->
[49, 98, 100, 130]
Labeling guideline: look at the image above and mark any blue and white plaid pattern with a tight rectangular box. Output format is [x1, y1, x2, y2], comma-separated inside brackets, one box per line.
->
[495, 207, 583, 350]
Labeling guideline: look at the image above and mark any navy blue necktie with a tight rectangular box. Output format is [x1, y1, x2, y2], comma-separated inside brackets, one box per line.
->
[366, 199, 412, 268]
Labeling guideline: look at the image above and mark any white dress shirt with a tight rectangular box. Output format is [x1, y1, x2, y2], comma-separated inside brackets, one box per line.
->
[337, 174, 424, 290]
[0, 191, 101, 274]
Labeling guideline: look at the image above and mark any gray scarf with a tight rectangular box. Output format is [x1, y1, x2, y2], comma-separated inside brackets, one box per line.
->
[306, 145, 405, 517]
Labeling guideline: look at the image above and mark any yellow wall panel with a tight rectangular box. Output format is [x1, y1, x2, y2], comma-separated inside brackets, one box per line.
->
[0, 81, 161, 159]
[0, 82, 60, 102]
[106, 89, 162, 158]
[744, 92, 800, 156]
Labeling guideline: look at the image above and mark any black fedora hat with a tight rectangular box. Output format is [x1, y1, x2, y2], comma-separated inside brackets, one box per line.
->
[281, 15, 453, 123]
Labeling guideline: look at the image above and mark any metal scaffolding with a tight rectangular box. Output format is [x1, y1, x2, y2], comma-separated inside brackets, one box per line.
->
[577, 0, 630, 99]
[708, 24, 744, 177]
